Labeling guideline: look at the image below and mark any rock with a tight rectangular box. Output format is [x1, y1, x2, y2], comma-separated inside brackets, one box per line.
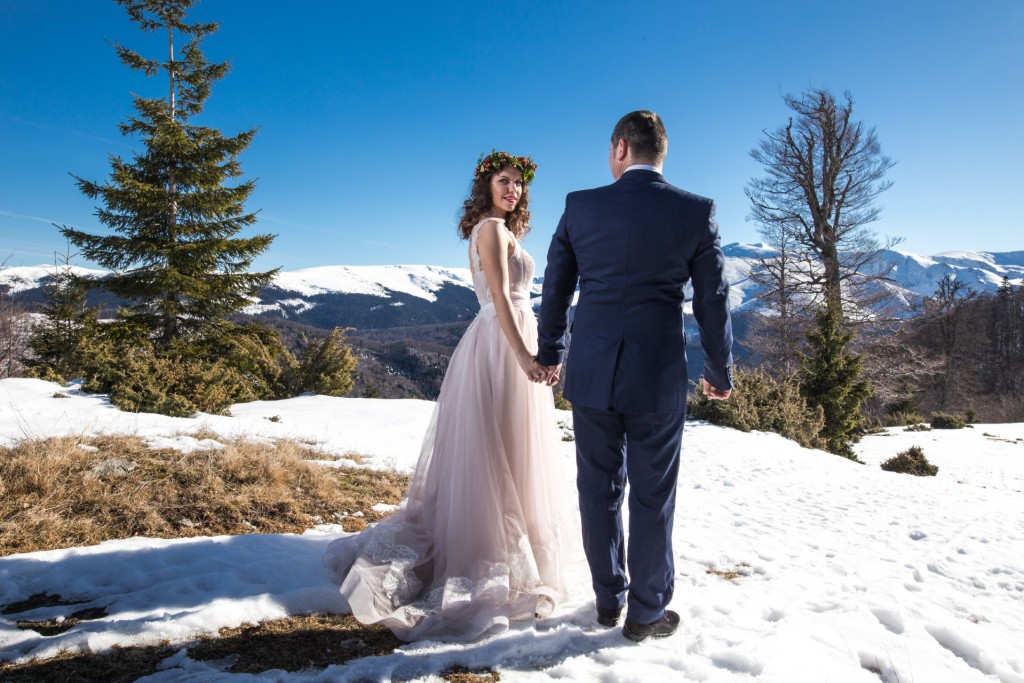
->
[85, 458, 137, 479]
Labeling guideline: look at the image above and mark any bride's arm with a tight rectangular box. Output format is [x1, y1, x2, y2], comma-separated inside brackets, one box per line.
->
[476, 219, 542, 377]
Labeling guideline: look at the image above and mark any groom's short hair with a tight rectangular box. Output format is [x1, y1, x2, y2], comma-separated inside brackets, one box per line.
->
[612, 111, 667, 166]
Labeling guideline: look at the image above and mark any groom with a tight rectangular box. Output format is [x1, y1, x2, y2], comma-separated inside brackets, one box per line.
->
[535, 111, 734, 642]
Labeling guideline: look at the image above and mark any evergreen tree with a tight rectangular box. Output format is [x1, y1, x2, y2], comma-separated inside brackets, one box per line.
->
[997, 276, 1013, 298]
[799, 307, 872, 459]
[59, 0, 276, 346]
[25, 246, 98, 381]
[283, 328, 358, 398]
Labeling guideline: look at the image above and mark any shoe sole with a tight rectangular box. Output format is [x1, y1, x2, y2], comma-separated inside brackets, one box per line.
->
[622, 627, 648, 642]
[621, 622, 678, 642]
[622, 628, 677, 642]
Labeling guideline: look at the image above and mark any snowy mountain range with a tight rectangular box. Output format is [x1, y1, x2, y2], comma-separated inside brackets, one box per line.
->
[3, 245, 1022, 331]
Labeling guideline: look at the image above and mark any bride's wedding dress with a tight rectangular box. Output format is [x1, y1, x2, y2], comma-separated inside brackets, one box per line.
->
[324, 217, 583, 642]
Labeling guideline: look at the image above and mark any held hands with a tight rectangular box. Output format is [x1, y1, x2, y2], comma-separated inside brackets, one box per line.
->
[538, 363, 560, 386]
[701, 378, 732, 401]
[520, 354, 560, 386]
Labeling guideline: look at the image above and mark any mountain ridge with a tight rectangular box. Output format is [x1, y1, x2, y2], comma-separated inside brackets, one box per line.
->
[4, 244, 1021, 332]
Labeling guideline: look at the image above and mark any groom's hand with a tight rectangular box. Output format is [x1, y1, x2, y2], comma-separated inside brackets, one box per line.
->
[701, 378, 732, 400]
[541, 364, 561, 387]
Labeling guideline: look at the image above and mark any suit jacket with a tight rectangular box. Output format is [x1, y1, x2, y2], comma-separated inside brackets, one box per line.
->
[537, 169, 733, 413]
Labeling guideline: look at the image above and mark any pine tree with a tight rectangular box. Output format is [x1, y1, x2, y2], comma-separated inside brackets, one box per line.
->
[799, 307, 872, 459]
[25, 246, 98, 381]
[59, 0, 276, 346]
[283, 328, 358, 398]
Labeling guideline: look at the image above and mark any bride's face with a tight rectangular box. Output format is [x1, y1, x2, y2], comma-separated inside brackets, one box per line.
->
[489, 167, 524, 215]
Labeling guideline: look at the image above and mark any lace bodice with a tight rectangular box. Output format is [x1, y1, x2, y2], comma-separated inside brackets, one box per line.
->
[469, 218, 535, 308]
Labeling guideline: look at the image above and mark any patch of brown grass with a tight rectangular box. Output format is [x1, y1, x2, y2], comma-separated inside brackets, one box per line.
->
[189, 613, 403, 674]
[442, 664, 502, 682]
[15, 606, 109, 636]
[0, 613, 404, 681]
[706, 562, 751, 581]
[0, 592, 88, 614]
[0, 435, 408, 556]
[0, 641, 178, 683]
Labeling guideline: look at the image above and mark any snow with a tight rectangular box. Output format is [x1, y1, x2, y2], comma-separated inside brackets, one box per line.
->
[2, 378, 1024, 682]
[0, 264, 108, 294]
[5, 247, 1023, 319]
[0, 263, 475, 303]
[242, 298, 318, 317]
[0, 378, 434, 471]
[268, 265, 474, 302]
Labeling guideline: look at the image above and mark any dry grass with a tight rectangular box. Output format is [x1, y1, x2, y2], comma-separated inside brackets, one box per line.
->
[0, 641, 179, 683]
[442, 665, 502, 682]
[0, 613, 404, 681]
[0, 435, 461, 680]
[0, 435, 408, 556]
[0, 611, 502, 681]
[706, 562, 751, 581]
[189, 613, 404, 674]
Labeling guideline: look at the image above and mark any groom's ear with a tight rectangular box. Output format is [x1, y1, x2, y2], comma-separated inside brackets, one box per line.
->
[612, 138, 629, 161]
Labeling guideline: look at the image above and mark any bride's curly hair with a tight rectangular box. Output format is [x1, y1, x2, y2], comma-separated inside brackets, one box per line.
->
[457, 154, 533, 240]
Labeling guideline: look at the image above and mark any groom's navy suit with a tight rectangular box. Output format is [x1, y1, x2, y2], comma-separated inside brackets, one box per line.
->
[538, 168, 733, 624]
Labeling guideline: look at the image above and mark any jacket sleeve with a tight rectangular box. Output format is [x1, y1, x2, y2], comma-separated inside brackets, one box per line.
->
[537, 208, 578, 366]
[689, 201, 734, 391]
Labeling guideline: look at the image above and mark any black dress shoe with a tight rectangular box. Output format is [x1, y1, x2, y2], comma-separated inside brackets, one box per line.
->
[622, 609, 680, 642]
[596, 604, 622, 628]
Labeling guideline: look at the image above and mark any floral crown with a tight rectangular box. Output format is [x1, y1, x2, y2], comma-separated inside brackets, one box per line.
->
[474, 150, 537, 184]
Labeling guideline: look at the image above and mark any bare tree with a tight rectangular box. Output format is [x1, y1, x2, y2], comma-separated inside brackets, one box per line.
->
[989, 279, 1024, 407]
[895, 278, 1022, 422]
[0, 259, 31, 378]
[746, 87, 899, 321]
[745, 228, 816, 374]
[922, 274, 977, 409]
[859, 324, 942, 419]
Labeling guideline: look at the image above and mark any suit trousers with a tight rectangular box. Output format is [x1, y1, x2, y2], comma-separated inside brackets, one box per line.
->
[572, 404, 686, 624]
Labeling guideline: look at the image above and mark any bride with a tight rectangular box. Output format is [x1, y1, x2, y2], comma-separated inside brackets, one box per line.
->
[324, 151, 583, 642]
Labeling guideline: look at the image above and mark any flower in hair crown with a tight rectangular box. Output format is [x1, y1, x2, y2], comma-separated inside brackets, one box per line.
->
[474, 150, 537, 184]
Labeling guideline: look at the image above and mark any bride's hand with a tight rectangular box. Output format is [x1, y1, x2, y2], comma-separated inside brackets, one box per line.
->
[518, 353, 545, 383]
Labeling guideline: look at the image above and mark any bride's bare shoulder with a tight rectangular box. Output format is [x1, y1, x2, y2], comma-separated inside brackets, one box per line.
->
[475, 216, 505, 229]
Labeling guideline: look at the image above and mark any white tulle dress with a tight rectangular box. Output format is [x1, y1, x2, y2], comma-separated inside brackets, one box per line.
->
[324, 217, 584, 642]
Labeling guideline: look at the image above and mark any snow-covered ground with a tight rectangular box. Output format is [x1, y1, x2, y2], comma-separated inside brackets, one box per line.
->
[1, 378, 1022, 682]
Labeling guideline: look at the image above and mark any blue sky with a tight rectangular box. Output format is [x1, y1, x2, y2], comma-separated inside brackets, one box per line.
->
[1, 1, 1022, 273]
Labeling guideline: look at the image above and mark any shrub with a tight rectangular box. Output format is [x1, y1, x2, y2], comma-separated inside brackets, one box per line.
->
[688, 367, 826, 450]
[930, 412, 966, 429]
[964, 407, 979, 424]
[884, 411, 927, 427]
[281, 327, 357, 398]
[79, 321, 291, 417]
[880, 445, 938, 476]
[67, 313, 357, 417]
[84, 344, 246, 417]
[553, 391, 571, 411]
